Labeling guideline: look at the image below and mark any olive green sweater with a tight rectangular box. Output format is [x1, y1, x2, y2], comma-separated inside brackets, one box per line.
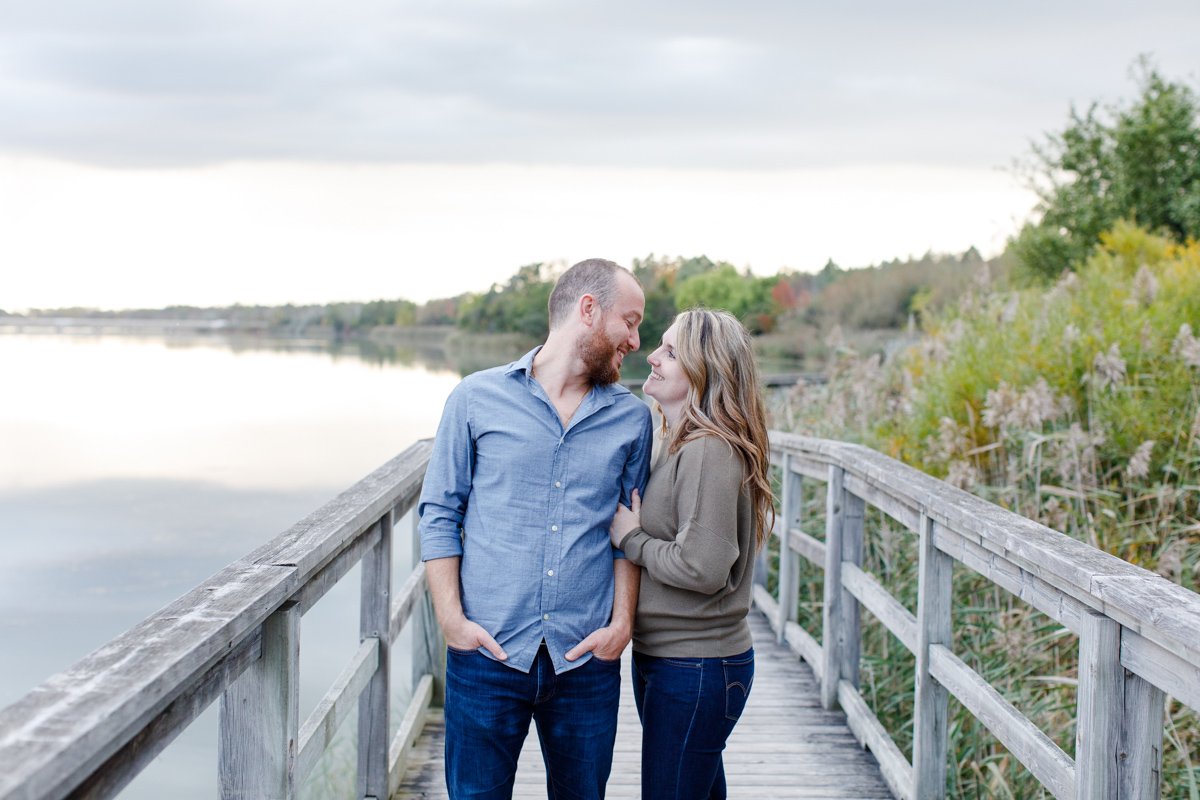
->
[619, 435, 757, 657]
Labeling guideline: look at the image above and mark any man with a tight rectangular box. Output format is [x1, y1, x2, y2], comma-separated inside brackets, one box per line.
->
[419, 258, 653, 799]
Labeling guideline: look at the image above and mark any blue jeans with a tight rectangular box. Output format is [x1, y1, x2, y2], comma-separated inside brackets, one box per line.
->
[444, 644, 621, 799]
[632, 648, 754, 800]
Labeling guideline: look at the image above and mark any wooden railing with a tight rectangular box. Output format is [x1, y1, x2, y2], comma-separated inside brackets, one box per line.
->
[0, 441, 442, 800]
[4, 433, 1198, 799]
[754, 433, 1200, 800]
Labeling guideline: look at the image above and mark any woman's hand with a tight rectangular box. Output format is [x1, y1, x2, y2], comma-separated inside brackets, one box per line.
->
[609, 488, 641, 547]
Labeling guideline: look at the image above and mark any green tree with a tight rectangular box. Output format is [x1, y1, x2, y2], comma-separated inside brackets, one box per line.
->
[631, 254, 680, 350]
[1013, 59, 1200, 281]
[814, 259, 843, 290]
[674, 265, 775, 332]
[456, 263, 554, 338]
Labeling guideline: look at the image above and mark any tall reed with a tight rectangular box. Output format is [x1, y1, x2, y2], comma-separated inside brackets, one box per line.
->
[772, 222, 1200, 798]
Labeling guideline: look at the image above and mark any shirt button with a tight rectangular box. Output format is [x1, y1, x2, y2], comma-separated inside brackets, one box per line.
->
[547, 570, 555, 576]
[554, 481, 562, 488]
[551, 525, 558, 532]
[543, 613, 550, 620]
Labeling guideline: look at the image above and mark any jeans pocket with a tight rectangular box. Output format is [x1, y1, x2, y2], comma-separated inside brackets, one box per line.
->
[663, 657, 702, 668]
[722, 653, 754, 722]
[446, 645, 480, 656]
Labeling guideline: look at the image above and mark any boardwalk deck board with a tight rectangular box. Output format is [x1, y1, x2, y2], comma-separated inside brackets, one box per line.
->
[391, 613, 893, 799]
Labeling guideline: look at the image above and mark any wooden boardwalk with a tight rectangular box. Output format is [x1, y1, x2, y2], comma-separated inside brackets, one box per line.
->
[393, 612, 893, 799]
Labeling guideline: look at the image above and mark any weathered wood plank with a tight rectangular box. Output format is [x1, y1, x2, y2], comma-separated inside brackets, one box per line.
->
[842, 471, 921, 533]
[387, 674, 434, 799]
[407, 509, 445, 707]
[0, 562, 295, 800]
[357, 514, 392, 800]
[837, 489, 864, 692]
[1075, 610, 1121, 800]
[1118, 665, 1165, 799]
[913, 515, 951, 800]
[248, 442, 430, 581]
[294, 524, 383, 616]
[68, 630, 261, 800]
[787, 526, 826, 568]
[295, 638, 379, 783]
[751, 584, 824, 677]
[388, 563, 428, 645]
[821, 465, 846, 710]
[836, 680, 914, 800]
[753, 583, 782, 638]
[840, 562, 917, 653]
[1098, 599, 1198, 713]
[929, 644, 1075, 800]
[769, 433, 1200, 671]
[784, 621, 825, 680]
[218, 603, 301, 799]
[935, 525, 1087, 634]
[774, 449, 832, 482]
[775, 455, 801, 642]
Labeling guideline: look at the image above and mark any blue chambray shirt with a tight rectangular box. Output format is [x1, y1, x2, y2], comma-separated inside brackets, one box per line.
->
[418, 346, 653, 674]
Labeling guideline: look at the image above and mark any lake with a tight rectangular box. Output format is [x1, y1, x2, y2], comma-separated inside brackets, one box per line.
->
[0, 332, 487, 798]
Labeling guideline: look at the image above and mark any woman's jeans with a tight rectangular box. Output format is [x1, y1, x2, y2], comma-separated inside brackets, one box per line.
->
[444, 643, 621, 799]
[632, 648, 755, 800]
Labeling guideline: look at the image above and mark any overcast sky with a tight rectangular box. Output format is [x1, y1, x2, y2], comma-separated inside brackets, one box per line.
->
[2, 1, 1198, 310]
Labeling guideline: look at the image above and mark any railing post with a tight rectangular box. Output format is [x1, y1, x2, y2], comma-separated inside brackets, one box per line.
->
[821, 466, 845, 709]
[1119, 665, 1164, 798]
[357, 515, 392, 800]
[821, 466, 864, 709]
[411, 507, 446, 705]
[1076, 609, 1123, 799]
[913, 513, 951, 799]
[218, 602, 300, 800]
[839, 487, 864, 691]
[820, 470, 859, 705]
[1074, 611, 1165, 799]
[775, 455, 801, 642]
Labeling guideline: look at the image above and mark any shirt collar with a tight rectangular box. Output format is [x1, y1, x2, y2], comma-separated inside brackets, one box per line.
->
[504, 346, 541, 378]
[504, 345, 631, 407]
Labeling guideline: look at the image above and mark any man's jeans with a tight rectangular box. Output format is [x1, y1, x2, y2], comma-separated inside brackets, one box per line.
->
[631, 648, 754, 800]
[444, 644, 621, 799]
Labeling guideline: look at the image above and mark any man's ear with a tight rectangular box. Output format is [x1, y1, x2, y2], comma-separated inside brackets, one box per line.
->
[578, 293, 598, 326]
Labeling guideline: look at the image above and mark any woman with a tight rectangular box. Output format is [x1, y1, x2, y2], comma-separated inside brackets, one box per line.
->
[609, 308, 773, 800]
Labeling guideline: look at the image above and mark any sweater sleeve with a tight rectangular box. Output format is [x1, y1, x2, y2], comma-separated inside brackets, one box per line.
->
[620, 437, 743, 595]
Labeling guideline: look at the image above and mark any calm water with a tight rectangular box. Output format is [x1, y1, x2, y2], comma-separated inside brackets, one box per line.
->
[0, 333, 484, 798]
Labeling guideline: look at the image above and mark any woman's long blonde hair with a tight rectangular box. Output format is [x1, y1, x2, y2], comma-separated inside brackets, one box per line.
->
[659, 308, 774, 548]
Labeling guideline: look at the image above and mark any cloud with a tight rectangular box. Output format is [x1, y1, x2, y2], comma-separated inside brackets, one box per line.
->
[0, 0, 1197, 169]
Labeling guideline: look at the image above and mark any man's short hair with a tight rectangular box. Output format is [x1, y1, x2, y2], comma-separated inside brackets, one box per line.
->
[547, 258, 633, 329]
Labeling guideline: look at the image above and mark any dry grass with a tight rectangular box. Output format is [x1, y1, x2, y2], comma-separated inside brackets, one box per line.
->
[771, 223, 1200, 798]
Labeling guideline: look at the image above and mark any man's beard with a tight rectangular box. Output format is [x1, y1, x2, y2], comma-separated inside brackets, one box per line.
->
[578, 326, 622, 386]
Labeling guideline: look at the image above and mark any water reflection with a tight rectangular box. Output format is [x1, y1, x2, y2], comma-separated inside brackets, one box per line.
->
[0, 333, 470, 798]
[0, 334, 469, 491]
[129, 327, 536, 377]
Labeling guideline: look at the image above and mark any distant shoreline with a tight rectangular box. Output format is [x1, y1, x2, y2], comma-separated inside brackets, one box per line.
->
[0, 316, 461, 340]
[0, 319, 820, 386]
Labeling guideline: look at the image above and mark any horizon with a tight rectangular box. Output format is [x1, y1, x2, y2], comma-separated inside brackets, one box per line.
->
[3, 241, 996, 316]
